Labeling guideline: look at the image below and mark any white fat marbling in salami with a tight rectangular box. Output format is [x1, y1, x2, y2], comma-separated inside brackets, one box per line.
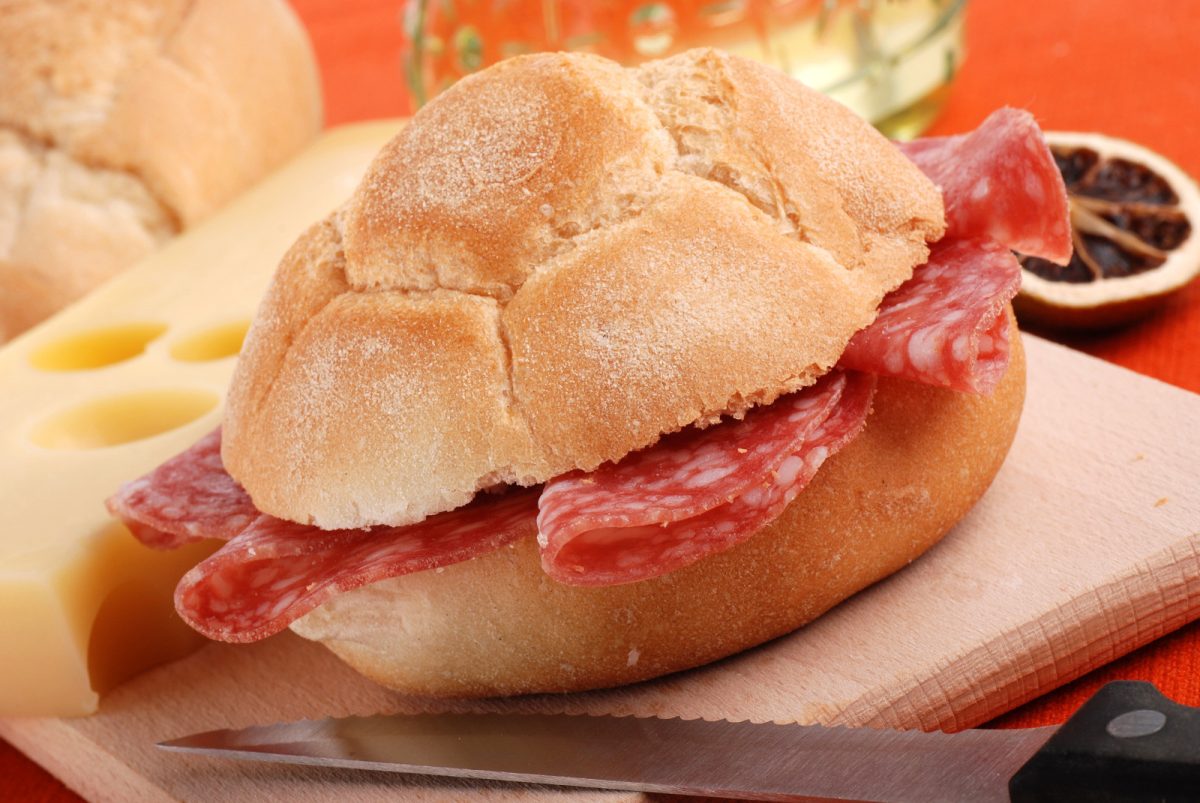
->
[537, 372, 875, 586]
[105, 428, 257, 549]
[839, 239, 1021, 393]
[174, 488, 539, 642]
[899, 108, 1070, 264]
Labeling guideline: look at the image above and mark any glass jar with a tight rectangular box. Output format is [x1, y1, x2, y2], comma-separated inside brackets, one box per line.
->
[403, 0, 968, 139]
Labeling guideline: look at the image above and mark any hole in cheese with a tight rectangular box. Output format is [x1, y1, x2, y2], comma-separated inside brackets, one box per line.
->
[86, 527, 216, 698]
[168, 320, 250, 363]
[29, 323, 168, 371]
[30, 389, 219, 450]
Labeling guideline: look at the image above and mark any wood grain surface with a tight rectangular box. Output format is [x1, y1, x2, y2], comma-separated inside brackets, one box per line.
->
[3, 335, 1198, 801]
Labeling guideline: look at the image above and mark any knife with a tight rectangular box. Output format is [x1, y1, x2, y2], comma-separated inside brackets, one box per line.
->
[160, 680, 1200, 802]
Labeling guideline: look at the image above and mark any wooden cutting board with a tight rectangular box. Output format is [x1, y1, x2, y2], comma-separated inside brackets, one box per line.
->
[3, 333, 1200, 802]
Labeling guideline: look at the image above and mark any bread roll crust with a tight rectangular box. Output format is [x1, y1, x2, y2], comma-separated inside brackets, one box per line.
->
[290, 316, 1026, 697]
[0, 0, 322, 341]
[223, 49, 944, 529]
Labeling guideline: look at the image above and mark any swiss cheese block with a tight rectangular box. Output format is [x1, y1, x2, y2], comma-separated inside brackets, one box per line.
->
[0, 122, 400, 716]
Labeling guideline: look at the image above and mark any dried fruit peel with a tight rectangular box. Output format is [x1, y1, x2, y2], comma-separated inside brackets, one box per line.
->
[1016, 132, 1200, 330]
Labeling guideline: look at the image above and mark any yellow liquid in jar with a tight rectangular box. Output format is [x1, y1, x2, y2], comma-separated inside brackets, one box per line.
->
[729, 0, 966, 138]
[406, 0, 967, 137]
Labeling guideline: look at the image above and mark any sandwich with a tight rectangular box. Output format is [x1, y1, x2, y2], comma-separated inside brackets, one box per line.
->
[108, 48, 1071, 697]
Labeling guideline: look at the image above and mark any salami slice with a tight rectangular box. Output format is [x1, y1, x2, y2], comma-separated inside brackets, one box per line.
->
[105, 428, 257, 549]
[900, 108, 1071, 264]
[840, 238, 1021, 394]
[174, 488, 539, 642]
[538, 371, 875, 586]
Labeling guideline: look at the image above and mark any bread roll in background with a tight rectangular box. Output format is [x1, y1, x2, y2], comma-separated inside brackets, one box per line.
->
[0, 0, 323, 342]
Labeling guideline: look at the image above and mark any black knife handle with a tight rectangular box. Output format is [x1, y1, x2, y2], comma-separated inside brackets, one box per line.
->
[1009, 681, 1200, 802]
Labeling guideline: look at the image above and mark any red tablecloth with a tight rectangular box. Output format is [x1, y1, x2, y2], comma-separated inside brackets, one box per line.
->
[5, 0, 1199, 797]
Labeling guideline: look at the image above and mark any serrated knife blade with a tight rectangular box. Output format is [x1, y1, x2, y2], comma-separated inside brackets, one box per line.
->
[159, 709, 1053, 802]
[159, 681, 1200, 800]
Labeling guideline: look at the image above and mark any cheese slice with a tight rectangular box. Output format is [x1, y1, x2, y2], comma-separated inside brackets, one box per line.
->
[0, 122, 400, 716]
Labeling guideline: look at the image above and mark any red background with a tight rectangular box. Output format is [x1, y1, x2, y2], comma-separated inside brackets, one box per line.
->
[5, 0, 1200, 797]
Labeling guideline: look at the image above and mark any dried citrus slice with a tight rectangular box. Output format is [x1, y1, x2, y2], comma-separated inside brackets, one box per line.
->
[1014, 132, 1200, 329]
